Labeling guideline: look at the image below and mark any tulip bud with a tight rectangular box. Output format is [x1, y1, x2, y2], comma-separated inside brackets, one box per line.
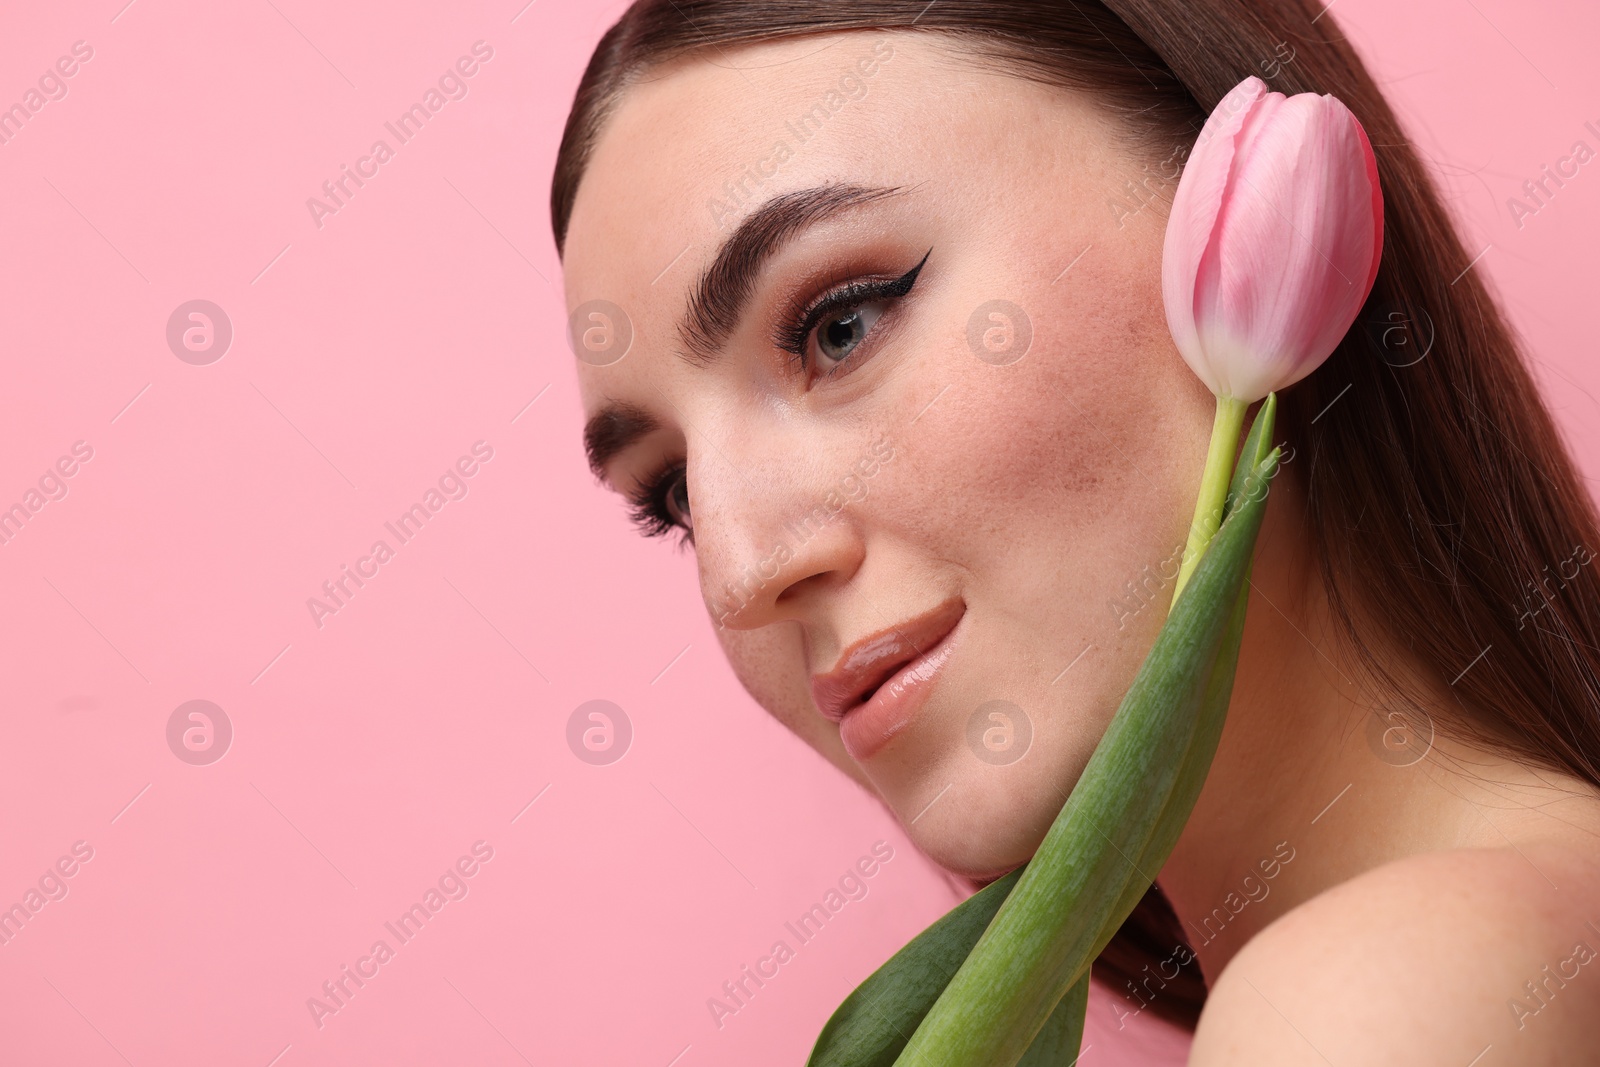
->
[1162, 75, 1384, 403]
[1163, 76, 1384, 605]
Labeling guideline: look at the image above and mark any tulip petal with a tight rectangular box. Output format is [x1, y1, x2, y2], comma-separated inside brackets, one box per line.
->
[1161, 76, 1270, 395]
[1354, 116, 1385, 295]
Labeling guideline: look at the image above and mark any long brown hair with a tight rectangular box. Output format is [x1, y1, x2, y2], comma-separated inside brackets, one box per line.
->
[550, 0, 1600, 1031]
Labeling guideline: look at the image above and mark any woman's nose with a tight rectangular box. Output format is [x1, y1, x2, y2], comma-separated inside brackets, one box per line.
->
[689, 443, 869, 632]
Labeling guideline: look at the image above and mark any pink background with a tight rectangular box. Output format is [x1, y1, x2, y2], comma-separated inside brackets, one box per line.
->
[0, 1, 1595, 1063]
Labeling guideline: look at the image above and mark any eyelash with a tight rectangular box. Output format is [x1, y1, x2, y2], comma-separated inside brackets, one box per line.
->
[628, 248, 932, 546]
[775, 248, 931, 375]
[626, 459, 692, 549]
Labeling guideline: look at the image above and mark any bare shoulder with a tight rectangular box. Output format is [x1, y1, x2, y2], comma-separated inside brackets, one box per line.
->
[1189, 839, 1600, 1066]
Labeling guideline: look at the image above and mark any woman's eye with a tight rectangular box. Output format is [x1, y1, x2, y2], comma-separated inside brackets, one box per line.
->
[779, 250, 930, 379]
[664, 470, 692, 531]
[811, 299, 889, 372]
[625, 462, 692, 546]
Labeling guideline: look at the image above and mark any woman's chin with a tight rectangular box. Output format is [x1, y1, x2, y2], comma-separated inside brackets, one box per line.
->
[885, 783, 1053, 884]
[914, 832, 1035, 884]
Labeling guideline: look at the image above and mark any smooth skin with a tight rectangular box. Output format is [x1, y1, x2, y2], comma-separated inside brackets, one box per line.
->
[561, 31, 1600, 1065]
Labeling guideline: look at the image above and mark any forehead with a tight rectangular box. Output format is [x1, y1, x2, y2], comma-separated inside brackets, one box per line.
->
[558, 30, 1105, 409]
[563, 31, 913, 300]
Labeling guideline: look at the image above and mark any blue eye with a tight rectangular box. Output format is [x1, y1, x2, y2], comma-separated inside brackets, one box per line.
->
[778, 249, 930, 377]
[812, 300, 890, 370]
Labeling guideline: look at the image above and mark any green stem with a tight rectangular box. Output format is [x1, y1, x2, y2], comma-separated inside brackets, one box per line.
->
[1170, 395, 1248, 611]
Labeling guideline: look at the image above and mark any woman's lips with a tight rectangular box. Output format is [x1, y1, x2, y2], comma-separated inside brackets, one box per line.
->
[838, 629, 962, 762]
[810, 600, 966, 763]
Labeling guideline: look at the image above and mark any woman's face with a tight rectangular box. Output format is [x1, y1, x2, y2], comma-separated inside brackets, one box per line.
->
[563, 31, 1215, 879]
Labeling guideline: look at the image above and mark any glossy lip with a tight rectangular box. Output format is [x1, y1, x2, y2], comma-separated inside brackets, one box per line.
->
[810, 599, 966, 763]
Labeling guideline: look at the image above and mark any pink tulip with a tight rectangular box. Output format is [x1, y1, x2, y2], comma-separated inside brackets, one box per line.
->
[1162, 75, 1384, 402]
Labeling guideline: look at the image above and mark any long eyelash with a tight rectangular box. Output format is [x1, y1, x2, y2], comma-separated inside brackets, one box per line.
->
[626, 462, 693, 549]
[774, 248, 932, 371]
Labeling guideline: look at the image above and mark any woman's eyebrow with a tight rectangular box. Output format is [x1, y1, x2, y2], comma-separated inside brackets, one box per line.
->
[676, 181, 906, 366]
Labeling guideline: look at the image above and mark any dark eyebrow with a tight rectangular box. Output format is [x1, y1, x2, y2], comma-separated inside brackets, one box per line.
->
[677, 181, 906, 366]
[582, 182, 906, 483]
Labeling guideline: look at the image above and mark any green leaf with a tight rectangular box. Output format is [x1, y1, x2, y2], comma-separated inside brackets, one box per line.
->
[1091, 532, 1256, 964]
[1085, 391, 1280, 960]
[807, 868, 1018, 1067]
[806, 868, 1093, 1067]
[1224, 393, 1278, 523]
[1015, 974, 1089, 1067]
